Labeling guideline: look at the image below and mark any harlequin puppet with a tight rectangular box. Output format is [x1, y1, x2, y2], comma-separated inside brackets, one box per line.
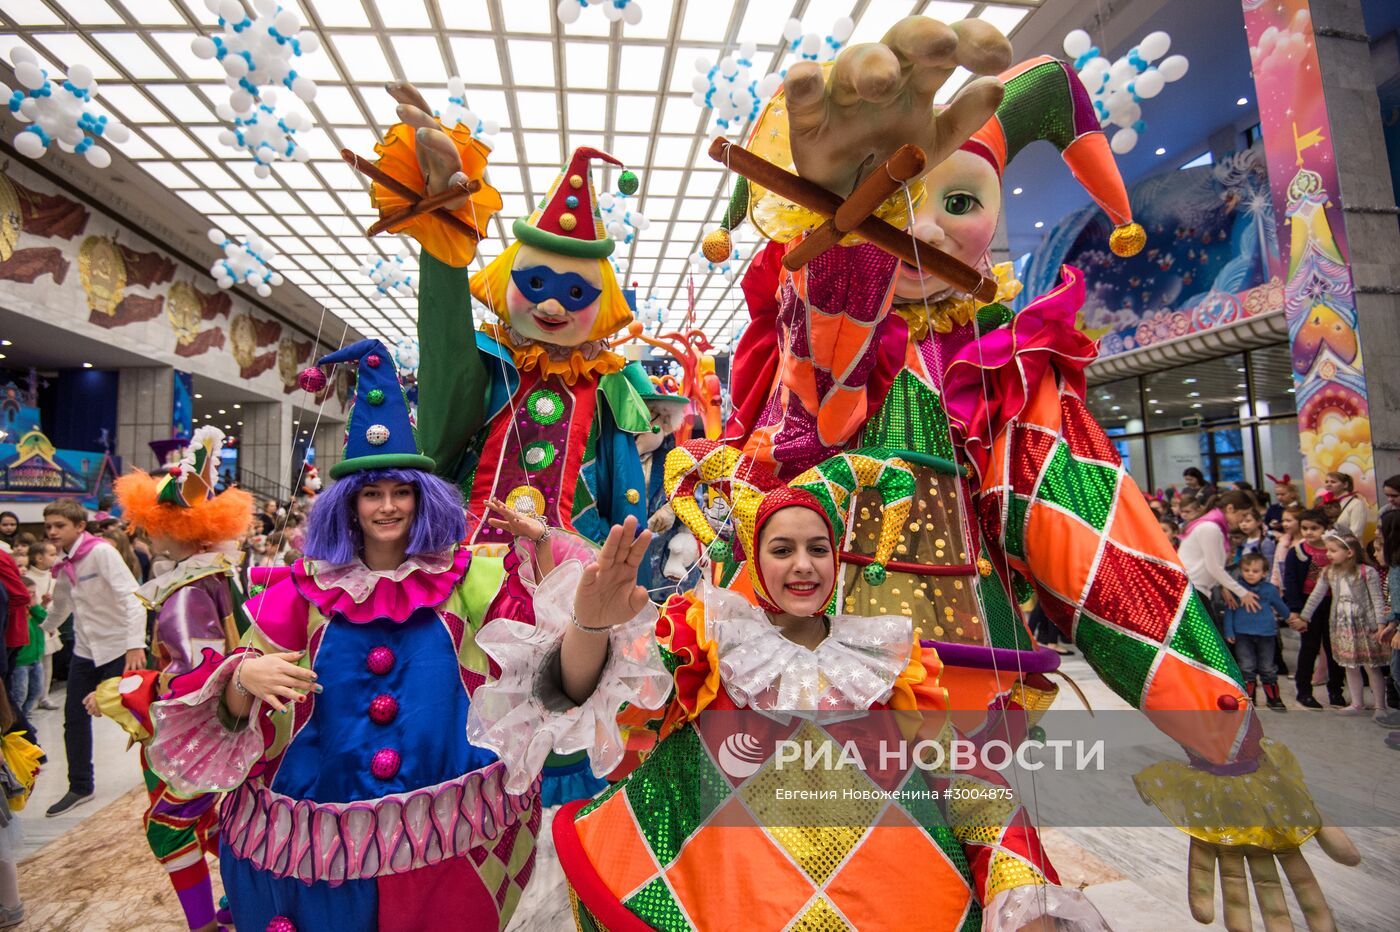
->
[146, 341, 601, 932]
[375, 98, 650, 546]
[91, 426, 252, 932]
[723, 20, 1354, 927]
[467, 441, 1110, 930]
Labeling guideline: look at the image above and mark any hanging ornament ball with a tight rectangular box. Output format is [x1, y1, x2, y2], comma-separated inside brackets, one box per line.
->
[863, 563, 888, 586]
[1110, 222, 1147, 257]
[1028, 725, 1047, 744]
[1216, 694, 1240, 712]
[702, 228, 733, 263]
[707, 538, 732, 564]
[366, 388, 386, 406]
[297, 366, 328, 393]
[365, 353, 382, 368]
[617, 169, 640, 195]
[266, 918, 297, 932]
[366, 424, 391, 446]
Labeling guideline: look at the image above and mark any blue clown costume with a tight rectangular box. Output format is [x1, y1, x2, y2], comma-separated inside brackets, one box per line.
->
[146, 341, 549, 932]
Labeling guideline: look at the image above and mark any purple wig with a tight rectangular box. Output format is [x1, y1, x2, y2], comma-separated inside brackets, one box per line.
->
[302, 468, 466, 566]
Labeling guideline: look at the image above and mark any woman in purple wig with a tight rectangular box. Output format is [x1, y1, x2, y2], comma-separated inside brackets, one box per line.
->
[143, 341, 656, 932]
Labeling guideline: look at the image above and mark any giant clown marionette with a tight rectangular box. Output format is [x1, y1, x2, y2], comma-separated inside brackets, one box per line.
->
[709, 16, 1359, 931]
[366, 85, 649, 546]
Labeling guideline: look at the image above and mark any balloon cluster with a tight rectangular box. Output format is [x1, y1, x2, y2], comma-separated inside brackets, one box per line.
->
[781, 16, 855, 64]
[440, 76, 499, 146]
[0, 48, 130, 168]
[556, 0, 643, 27]
[193, 0, 319, 171]
[208, 228, 283, 297]
[692, 17, 853, 135]
[599, 191, 649, 248]
[216, 89, 310, 178]
[1063, 29, 1188, 154]
[392, 336, 420, 378]
[361, 253, 416, 299]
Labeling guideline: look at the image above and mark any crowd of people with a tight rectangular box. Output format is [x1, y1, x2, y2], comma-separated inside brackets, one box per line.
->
[1144, 469, 1400, 745]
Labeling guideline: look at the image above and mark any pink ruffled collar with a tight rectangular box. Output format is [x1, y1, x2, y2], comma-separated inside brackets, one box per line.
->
[292, 546, 470, 623]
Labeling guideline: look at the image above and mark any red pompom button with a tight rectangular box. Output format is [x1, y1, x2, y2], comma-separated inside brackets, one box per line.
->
[369, 694, 399, 725]
[366, 646, 395, 675]
[365, 353, 382, 368]
[371, 748, 401, 780]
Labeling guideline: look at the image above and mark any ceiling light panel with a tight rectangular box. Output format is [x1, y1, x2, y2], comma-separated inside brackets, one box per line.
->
[2, 0, 1042, 342]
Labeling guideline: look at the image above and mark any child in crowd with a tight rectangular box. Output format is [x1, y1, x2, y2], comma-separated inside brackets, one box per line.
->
[8, 579, 44, 722]
[1282, 508, 1345, 709]
[1272, 504, 1302, 588]
[1291, 530, 1391, 719]
[1236, 507, 1275, 566]
[1158, 515, 1179, 550]
[43, 499, 147, 817]
[1224, 552, 1291, 711]
[22, 542, 58, 712]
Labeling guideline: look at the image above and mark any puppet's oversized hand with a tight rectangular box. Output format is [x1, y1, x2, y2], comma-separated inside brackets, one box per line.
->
[1187, 827, 1358, 931]
[385, 82, 473, 211]
[784, 16, 1011, 196]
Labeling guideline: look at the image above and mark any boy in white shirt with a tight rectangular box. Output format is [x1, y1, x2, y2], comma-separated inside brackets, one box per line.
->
[43, 499, 146, 817]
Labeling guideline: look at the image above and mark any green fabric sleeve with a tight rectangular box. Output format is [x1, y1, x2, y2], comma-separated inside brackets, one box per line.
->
[416, 250, 492, 481]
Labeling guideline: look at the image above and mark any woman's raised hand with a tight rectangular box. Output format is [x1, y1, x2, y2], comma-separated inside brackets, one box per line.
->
[573, 516, 652, 631]
[484, 496, 546, 541]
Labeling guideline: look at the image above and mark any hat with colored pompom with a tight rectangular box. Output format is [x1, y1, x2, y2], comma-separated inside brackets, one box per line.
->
[514, 146, 628, 259]
[315, 339, 434, 479]
[962, 55, 1145, 257]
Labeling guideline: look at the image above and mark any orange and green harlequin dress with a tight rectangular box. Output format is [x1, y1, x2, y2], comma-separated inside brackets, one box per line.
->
[552, 584, 1097, 932]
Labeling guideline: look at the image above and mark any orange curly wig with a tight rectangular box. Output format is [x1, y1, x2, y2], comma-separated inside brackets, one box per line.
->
[115, 471, 254, 545]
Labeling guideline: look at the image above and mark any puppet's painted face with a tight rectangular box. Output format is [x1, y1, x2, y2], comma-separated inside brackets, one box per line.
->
[636, 401, 689, 456]
[505, 242, 604, 346]
[892, 150, 1003, 304]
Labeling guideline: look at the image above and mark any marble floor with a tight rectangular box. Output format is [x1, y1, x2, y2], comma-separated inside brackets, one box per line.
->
[13, 642, 1400, 930]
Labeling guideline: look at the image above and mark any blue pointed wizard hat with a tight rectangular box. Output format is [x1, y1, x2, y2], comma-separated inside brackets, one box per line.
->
[318, 339, 436, 479]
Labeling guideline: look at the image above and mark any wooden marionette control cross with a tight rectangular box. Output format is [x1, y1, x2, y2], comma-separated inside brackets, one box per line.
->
[340, 148, 483, 240]
[708, 137, 999, 303]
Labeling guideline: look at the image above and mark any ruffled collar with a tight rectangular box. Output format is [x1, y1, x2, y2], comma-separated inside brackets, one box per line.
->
[892, 261, 1023, 340]
[293, 546, 469, 623]
[701, 581, 914, 721]
[138, 547, 240, 609]
[482, 322, 626, 386]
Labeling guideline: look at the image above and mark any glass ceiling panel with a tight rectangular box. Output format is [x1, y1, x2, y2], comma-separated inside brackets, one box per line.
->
[0, 0, 1041, 344]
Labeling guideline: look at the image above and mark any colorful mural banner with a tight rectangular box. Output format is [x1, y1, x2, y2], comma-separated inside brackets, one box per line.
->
[1024, 143, 1283, 357]
[1243, 0, 1375, 512]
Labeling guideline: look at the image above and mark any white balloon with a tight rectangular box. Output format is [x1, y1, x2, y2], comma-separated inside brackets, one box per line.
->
[1139, 31, 1171, 61]
[1158, 55, 1189, 81]
[68, 64, 93, 88]
[14, 62, 44, 90]
[14, 131, 44, 159]
[84, 145, 111, 168]
[1063, 29, 1093, 59]
[831, 16, 855, 43]
[218, 0, 244, 23]
[1134, 69, 1165, 99]
[556, 0, 581, 24]
[9, 46, 35, 66]
[209, 228, 226, 245]
[783, 18, 803, 41]
[299, 33, 319, 55]
[1110, 127, 1138, 154]
[105, 120, 129, 143]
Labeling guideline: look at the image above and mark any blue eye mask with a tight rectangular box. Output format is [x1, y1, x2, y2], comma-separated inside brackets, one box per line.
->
[510, 265, 602, 313]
